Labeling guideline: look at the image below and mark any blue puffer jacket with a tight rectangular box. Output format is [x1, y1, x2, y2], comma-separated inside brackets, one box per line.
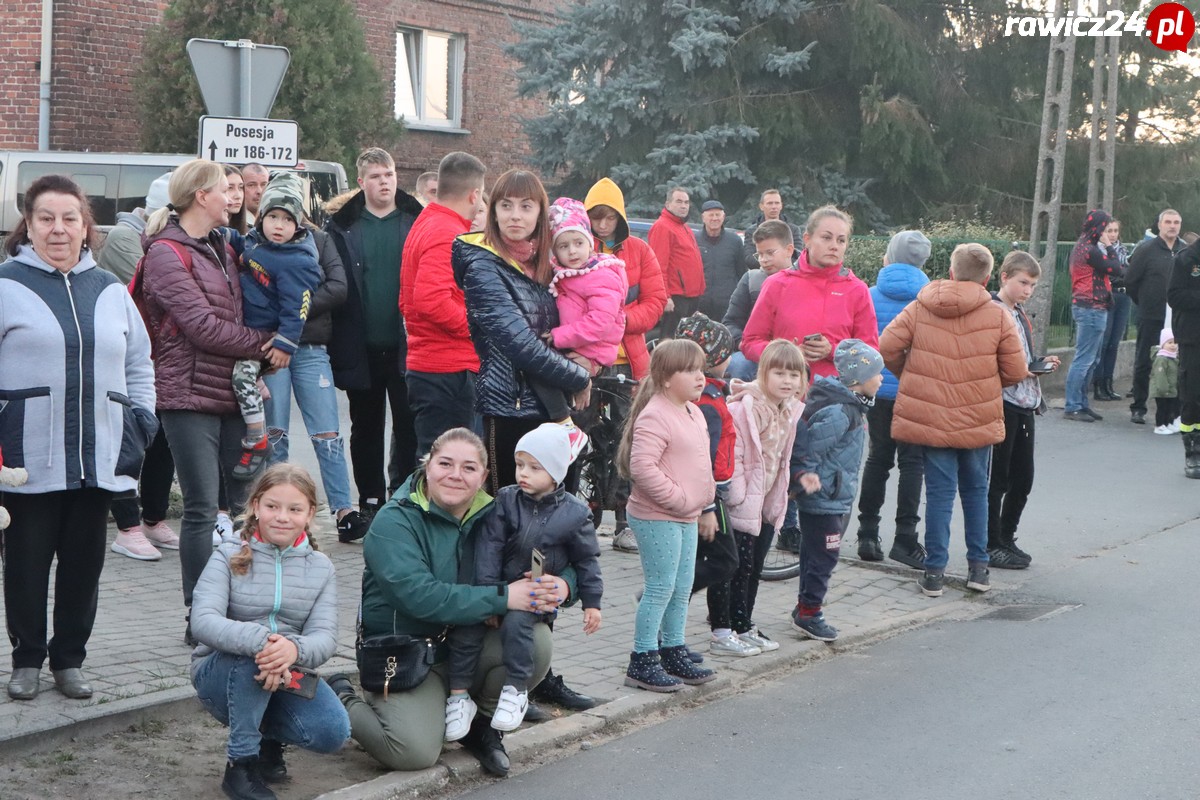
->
[452, 233, 589, 418]
[869, 262, 929, 400]
[790, 377, 868, 515]
[240, 229, 321, 354]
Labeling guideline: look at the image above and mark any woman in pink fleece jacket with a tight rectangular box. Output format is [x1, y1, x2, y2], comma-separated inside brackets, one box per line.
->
[616, 340, 716, 693]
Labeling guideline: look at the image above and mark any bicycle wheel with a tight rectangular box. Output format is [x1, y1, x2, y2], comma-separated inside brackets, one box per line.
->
[759, 528, 801, 581]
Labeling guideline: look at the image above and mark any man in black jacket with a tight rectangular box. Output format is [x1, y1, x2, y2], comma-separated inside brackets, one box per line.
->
[694, 200, 745, 320]
[325, 147, 424, 533]
[1126, 209, 1183, 424]
[1166, 235, 1200, 477]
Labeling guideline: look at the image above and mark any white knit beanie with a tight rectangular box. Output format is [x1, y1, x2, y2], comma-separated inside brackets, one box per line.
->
[514, 423, 572, 486]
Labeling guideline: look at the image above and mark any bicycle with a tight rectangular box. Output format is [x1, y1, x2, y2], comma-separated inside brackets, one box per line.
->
[574, 371, 637, 526]
[760, 524, 801, 581]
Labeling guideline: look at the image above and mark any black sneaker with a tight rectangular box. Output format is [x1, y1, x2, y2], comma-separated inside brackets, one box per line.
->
[1008, 540, 1032, 563]
[889, 538, 926, 570]
[857, 536, 884, 562]
[523, 700, 551, 723]
[966, 563, 991, 592]
[1083, 408, 1103, 421]
[222, 756, 277, 800]
[530, 672, 597, 710]
[777, 526, 801, 553]
[1064, 410, 1095, 423]
[919, 570, 944, 597]
[1130, 409, 1147, 425]
[987, 545, 1030, 570]
[459, 717, 509, 777]
[336, 510, 370, 543]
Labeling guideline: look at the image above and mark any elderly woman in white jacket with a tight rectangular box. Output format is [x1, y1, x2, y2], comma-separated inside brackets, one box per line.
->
[190, 464, 348, 800]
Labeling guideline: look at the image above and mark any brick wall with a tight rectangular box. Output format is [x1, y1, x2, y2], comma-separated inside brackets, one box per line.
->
[0, 0, 555, 181]
[328, 0, 557, 186]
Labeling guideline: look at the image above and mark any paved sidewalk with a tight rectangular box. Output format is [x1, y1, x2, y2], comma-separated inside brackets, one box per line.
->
[0, 512, 977, 761]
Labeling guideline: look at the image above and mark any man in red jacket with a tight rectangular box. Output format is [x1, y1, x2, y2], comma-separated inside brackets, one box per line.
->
[399, 152, 487, 457]
[649, 187, 705, 340]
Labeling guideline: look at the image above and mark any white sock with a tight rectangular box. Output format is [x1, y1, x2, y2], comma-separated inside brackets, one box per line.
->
[712, 628, 733, 640]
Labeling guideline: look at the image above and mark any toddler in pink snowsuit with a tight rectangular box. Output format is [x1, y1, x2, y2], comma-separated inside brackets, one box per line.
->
[539, 197, 628, 413]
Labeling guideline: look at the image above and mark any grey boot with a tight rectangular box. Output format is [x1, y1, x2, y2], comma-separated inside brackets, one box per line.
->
[1184, 431, 1200, 479]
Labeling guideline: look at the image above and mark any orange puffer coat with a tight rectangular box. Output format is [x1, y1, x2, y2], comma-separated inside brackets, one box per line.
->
[879, 280, 1028, 449]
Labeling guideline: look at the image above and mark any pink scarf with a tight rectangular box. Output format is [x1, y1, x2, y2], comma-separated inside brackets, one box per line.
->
[502, 237, 537, 274]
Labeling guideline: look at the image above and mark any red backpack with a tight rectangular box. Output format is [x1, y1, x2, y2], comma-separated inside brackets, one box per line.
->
[129, 240, 191, 359]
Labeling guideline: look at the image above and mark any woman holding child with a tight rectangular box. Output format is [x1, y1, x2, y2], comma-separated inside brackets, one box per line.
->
[331, 428, 574, 776]
[141, 159, 275, 642]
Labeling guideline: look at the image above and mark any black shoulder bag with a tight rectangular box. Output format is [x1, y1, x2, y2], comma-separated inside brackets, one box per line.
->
[355, 608, 446, 700]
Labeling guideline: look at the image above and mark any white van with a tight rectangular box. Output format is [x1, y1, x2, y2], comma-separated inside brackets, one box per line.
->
[0, 151, 349, 236]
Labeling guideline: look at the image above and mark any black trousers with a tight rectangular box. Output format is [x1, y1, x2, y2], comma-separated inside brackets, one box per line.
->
[987, 404, 1035, 549]
[711, 525, 774, 634]
[658, 296, 702, 341]
[3, 488, 113, 670]
[482, 416, 545, 497]
[347, 349, 417, 506]
[856, 397, 923, 539]
[1155, 397, 1181, 427]
[1130, 317, 1164, 414]
[798, 511, 843, 611]
[1178, 342, 1200, 426]
[407, 369, 477, 461]
[110, 416, 175, 529]
[691, 501, 738, 596]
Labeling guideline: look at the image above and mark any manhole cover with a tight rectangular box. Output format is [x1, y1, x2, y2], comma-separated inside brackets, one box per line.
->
[978, 604, 1078, 621]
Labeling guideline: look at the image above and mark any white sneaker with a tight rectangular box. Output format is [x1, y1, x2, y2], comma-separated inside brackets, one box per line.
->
[1154, 424, 1173, 435]
[490, 685, 528, 732]
[444, 694, 478, 742]
[709, 633, 761, 657]
[213, 512, 235, 547]
[1171, 418, 1183, 433]
[739, 627, 780, 652]
[111, 527, 162, 561]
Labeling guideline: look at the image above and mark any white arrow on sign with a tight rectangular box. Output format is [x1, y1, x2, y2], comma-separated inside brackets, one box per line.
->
[198, 116, 299, 168]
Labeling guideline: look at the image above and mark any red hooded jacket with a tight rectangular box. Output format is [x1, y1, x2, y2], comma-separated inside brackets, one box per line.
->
[648, 207, 705, 298]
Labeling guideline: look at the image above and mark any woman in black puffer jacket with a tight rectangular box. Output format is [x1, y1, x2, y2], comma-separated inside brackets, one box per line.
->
[452, 170, 590, 494]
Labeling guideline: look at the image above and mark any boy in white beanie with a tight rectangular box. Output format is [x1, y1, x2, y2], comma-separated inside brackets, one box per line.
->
[443, 423, 603, 740]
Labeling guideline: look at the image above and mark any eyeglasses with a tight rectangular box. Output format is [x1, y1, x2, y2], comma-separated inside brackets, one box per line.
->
[755, 249, 781, 261]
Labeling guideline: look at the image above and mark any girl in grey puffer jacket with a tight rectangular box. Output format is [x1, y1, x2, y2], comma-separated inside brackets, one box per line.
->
[190, 464, 349, 798]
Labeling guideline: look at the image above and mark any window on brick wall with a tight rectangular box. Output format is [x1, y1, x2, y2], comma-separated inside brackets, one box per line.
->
[395, 28, 464, 129]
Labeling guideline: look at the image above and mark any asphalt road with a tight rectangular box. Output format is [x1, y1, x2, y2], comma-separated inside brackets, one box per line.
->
[446, 403, 1200, 799]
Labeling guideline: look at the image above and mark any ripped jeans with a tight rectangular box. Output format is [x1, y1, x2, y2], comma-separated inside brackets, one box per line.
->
[262, 344, 354, 512]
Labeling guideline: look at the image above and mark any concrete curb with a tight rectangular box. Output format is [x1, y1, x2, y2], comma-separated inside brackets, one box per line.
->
[0, 686, 200, 759]
[313, 598, 976, 800]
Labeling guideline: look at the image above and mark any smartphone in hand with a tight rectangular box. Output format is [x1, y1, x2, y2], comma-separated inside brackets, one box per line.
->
[531, 548, 545, 580]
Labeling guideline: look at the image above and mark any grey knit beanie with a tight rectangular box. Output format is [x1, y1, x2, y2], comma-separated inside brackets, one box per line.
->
[884, 230, 932, 269]
[834, 339, 884, 387]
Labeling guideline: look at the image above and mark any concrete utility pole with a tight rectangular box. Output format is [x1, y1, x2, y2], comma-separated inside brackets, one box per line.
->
[1086, 0, 1120, 212]
[1026, 0, 1079, 351]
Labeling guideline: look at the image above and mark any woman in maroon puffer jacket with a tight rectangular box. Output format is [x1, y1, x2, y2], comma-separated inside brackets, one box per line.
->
[141, 159, 273, 642]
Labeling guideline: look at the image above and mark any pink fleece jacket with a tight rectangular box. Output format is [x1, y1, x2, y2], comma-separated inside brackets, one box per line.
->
[626, 392, 715, 522]
[740, 250, 879, 379]
[724, 382, 804, 536]
[550, 253, 629, 367]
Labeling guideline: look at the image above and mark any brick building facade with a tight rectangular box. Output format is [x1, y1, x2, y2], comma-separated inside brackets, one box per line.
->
[0, 0, 555, 184]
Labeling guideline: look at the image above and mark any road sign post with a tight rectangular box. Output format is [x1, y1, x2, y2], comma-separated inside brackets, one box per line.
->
[198, 117, 299, 168]
[187, 39, 290, 119]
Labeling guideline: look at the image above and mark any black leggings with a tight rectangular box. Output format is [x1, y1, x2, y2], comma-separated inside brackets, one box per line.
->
[708, 524, 774, 634]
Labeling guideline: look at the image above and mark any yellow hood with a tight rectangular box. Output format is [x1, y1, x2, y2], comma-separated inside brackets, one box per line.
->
[583, 178, 630, 246]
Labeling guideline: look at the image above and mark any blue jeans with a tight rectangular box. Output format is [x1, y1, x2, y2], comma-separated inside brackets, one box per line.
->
[1065, 306, 1109, 413]
[922, 446, 991, 572]
[629, 513, 698, 652]
[263, 345, 353, 512]
[193, 651, 350, 761]
[1098, 290, 1132, 383]
[727, 351, 758, 382]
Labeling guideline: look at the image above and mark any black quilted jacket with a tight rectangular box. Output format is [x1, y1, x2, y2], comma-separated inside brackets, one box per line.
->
[451, 233, 589, 418]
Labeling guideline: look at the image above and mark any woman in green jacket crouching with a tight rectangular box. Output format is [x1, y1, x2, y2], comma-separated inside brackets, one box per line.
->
[331, 427, 573, 776]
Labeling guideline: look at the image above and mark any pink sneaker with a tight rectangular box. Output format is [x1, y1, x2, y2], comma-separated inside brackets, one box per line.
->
[142, 520, 180, 550]
[111, 527, 162, 561]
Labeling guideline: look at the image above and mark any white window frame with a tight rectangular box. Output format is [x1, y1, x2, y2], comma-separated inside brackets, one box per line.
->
[395, 27, 466, 132]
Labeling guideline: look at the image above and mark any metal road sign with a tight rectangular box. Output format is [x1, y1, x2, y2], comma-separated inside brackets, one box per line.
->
[198, 117, 299, 168]
[187, 38, 290, 118]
